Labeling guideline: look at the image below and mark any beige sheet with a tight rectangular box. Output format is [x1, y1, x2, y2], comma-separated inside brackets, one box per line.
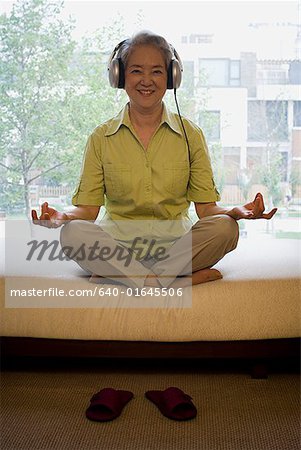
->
[1, 238, 300, 341]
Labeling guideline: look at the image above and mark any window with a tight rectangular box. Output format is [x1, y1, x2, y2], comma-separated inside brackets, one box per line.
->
[182, 61, 194, 93]
[247, 148, 266, 183]
[266, 70, 287, 84]
[247, 147, 288, 184]
[230, 61, 240, 86]
[288, 61, 301, 84]
[280, 152, 288, 182]
[181, 35, 188, 44]
[1, 0, 299, 236]
[199, 59, 241, 86]
[257, 64, 287, 84]
[223, 147, 241, 184]
[189, 34, 211, 44]
[293, 101, 301, 127]
[199, 59, 229, 86]
[248, 100, 288, 141]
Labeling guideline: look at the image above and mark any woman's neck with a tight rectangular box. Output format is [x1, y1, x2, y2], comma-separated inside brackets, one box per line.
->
[128, 102, 163, 129]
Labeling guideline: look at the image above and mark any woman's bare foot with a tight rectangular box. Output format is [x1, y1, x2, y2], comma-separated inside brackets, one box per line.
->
[191, 268, 222, 284]
[144, 268, 222, 288]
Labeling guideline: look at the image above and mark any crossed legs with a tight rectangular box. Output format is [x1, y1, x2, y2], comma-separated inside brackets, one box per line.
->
[145, 215, 239, 287]
[60, 215, 239, 289]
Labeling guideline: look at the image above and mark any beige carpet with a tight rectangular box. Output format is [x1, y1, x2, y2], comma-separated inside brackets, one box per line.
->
[1, 360, 300, 450]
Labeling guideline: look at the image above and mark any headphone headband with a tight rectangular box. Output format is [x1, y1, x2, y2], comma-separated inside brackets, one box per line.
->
[107, 40, 183, 89]
[107, 40, 128, 67]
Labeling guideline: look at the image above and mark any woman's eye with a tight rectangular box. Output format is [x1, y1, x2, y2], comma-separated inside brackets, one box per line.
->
[153, 70, 163, 74]
[131, 69, 141, 74]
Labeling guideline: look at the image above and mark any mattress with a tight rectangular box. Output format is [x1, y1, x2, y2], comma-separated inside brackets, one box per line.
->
[1, 227, 300, 342]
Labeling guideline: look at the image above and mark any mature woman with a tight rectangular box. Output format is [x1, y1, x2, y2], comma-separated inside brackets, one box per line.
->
[32, 30, 277, 290]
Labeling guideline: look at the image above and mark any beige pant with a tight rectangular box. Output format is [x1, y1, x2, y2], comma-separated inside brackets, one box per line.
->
[60, 215, 239, 289]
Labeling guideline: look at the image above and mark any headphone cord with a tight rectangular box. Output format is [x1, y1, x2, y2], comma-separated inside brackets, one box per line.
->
[173, 88, 190, 162]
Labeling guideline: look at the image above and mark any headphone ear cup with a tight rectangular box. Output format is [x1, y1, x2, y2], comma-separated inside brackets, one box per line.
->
[117, 58, 125, 88]
[108, 58, 120, 88]
[167, 59, 182, 89]
[108, 58, 125, 89]
[167, 60, 173, 89]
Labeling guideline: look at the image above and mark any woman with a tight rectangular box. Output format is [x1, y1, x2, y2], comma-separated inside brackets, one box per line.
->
[32, 30, 277, 290]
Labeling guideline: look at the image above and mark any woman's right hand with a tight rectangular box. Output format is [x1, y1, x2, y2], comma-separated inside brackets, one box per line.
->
[31, 202, 69, 228]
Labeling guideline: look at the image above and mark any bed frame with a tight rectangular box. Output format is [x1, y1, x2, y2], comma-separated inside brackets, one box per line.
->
[1, 336, 300, 378]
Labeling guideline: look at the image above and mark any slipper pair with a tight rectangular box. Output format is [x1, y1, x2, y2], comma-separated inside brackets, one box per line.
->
[86, 387, 197, 422]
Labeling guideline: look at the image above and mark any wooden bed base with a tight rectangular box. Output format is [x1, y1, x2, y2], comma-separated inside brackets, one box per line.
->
[1, 337, 300, 377]
[1, 336, 300, 359]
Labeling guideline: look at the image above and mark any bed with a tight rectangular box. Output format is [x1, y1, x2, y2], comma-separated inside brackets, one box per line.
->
[1, 220, 300, 377]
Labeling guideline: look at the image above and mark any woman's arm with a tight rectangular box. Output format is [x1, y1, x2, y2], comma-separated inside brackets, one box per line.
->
[194, 201, 230, 219]
[195, 193, 277, 221]
[31, 202, 100, 228]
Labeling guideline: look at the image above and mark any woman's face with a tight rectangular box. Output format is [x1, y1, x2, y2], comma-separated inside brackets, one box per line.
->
[124, 44, 168, 113]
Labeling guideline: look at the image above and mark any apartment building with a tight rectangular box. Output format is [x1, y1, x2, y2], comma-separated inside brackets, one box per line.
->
[178, 33, 301, 205]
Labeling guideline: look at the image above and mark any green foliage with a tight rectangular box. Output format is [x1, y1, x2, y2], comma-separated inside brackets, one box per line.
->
[0, 1, 228, 216]
[207, 142, 225, 196]
[237, 169, 252, 202]
[258, 144, 283, 206]
[55, 25, 133, 204]
[1, 1, 287, 217]
[166, 78, 225, 197]
[289, 163, 301, 197]
[0, 174, 24, 214]
[0, 1, 143, 214]
[248, 100, 288, 142]
[0, 0, 76, 216]
[250, 99, 288, 207]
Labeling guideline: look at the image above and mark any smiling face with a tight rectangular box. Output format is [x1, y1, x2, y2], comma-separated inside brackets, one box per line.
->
[124, 44, 168, 114]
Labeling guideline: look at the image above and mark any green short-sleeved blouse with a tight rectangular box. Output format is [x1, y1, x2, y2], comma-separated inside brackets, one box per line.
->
[72, 102, 220, 224]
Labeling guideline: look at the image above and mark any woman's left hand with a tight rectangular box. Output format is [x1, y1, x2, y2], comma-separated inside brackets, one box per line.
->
[227, 192, 278, 220]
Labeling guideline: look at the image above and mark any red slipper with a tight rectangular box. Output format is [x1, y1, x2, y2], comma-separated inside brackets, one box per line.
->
[145, 387, 197, 421]
[86, 388, 134, 422]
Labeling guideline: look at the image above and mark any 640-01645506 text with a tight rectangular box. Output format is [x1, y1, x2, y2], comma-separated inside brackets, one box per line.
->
[9, 287, 184, 298]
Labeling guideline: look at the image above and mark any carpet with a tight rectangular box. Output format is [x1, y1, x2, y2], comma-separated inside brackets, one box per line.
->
[1, 359, 300, 450]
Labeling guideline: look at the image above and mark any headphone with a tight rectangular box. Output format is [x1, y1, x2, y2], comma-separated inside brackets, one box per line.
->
[107, 38, 190, 159]
[107, 39, 183, 89]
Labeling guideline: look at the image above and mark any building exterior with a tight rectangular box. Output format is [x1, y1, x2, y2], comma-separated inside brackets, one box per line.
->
[178, 34, 301, 206]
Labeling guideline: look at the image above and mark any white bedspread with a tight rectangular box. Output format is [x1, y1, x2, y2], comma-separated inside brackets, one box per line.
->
[1, 237, 300, 341]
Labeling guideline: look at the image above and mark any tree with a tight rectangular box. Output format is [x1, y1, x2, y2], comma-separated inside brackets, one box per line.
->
[248, 99, 287, 207]
[0, 0, 75, 217]
[237, 168, 252, 202]
[289, 163, 301, 200]
[54, 17, 129, 188]
[0, 3, 143, 215]
[165, 65, 227, 199]
[259, 142, 283, 207]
